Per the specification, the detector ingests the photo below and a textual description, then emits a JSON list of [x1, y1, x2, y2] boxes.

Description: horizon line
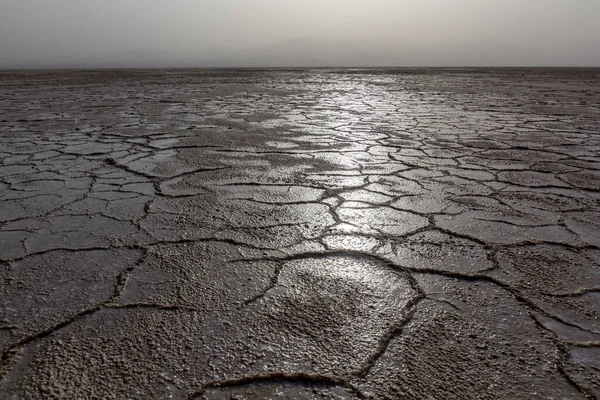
[[2, 65, 600, 72]]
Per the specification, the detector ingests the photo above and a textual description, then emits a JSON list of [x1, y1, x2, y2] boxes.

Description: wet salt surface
[[0, 68, 599, 399]]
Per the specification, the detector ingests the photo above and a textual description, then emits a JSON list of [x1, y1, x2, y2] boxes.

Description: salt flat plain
[[1, 68, 599, 399]]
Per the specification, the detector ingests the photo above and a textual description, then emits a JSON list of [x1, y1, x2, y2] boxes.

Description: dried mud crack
[[1, 68, 599, 399]]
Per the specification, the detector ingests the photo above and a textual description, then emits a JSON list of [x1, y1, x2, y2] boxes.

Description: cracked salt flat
[[0, 68, 599, 399]]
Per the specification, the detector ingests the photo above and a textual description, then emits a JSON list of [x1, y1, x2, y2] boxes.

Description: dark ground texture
[[1, 68, 599, 399]]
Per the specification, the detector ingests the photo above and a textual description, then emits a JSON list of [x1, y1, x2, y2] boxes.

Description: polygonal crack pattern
[[0, 69, 599, 399]]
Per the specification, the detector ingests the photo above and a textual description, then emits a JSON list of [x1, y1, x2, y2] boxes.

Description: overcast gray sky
[[1, 0, 599, 68]]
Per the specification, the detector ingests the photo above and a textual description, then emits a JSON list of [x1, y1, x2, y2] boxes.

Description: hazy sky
[[1, 0, 599, 68]]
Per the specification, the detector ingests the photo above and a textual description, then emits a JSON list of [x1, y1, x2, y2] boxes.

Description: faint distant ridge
[[208, 37, 414, 68], [202, 36, 579, 68], [2, 35, 598, 69]]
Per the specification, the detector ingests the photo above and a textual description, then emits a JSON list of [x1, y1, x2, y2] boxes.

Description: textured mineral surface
[[0, 68, 599, 399]]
